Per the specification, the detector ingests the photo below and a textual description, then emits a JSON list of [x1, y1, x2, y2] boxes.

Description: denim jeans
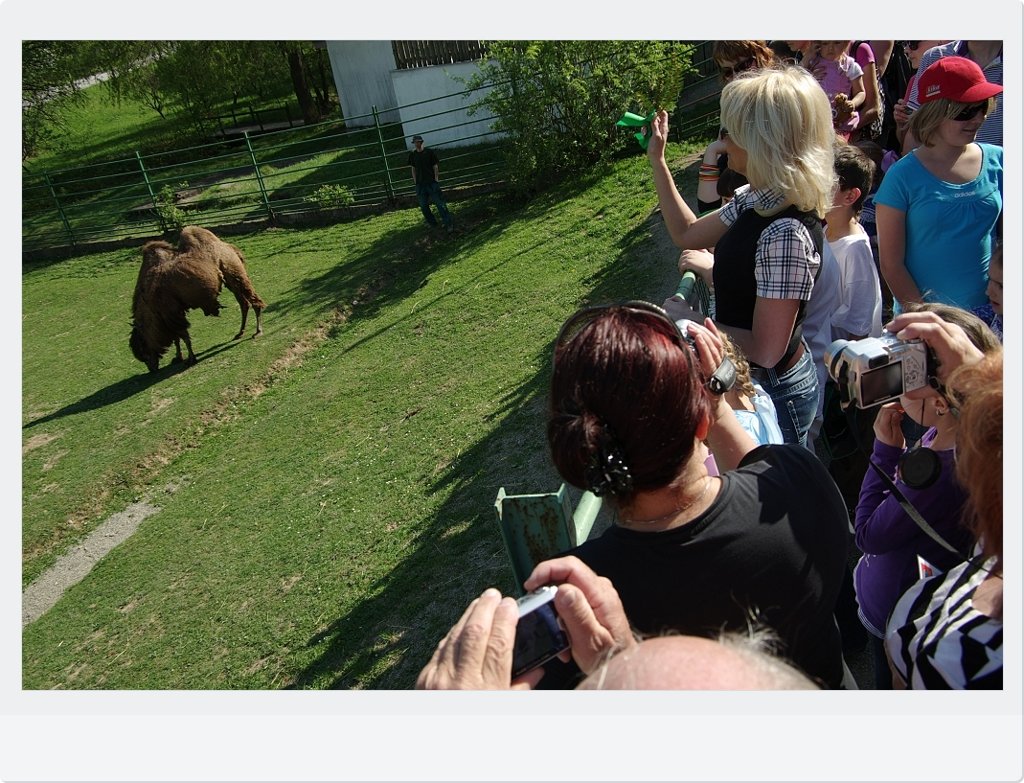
[[750, 343, 819, 449], [416, 181, 452, 228]]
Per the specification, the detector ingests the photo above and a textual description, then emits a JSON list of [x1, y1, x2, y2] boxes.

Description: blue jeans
[[750, 344, 819, 449], [416, 181, 452, 228]]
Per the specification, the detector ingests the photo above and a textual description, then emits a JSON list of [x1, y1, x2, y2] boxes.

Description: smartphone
[[511, 585, 571, 679]]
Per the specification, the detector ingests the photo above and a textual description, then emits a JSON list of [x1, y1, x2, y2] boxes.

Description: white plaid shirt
[[718, 185, 820, 302]]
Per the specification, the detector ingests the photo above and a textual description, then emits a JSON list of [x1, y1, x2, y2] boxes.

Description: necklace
[[620, 476, 715, 527]]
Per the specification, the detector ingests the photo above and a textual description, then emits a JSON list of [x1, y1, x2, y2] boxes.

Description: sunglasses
[[951, 102, 988, 122], [902, 41, 921, 51], [719, 57, 755, 80], [554, 301, 737, 394]]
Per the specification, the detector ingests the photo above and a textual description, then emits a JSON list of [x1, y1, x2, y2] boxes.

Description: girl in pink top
[[806, 41, 866, 140]]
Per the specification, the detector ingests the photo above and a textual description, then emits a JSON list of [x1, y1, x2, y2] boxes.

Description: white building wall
[[391, 61, 503, 149], [326, 41, 401, 126]]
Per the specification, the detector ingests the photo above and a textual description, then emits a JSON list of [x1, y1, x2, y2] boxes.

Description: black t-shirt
[[408, 148, 439, 184], [569, 444, 849, 688]]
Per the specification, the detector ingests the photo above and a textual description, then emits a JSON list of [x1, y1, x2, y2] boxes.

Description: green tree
[[99, 41, 335, 131], [466, 41, 695, 193], [21, 41, 93, 160], [22, 41, 338, 158]]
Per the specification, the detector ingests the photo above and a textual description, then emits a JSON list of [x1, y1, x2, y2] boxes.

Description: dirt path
[[22, 501, 161, 626]]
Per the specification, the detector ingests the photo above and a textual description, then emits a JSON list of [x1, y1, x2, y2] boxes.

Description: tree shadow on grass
[[285, 195, 684, 689], [269, 189, 543, 329]]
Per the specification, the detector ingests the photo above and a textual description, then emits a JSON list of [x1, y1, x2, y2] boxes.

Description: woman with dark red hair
[[547, 302, 851, 688]]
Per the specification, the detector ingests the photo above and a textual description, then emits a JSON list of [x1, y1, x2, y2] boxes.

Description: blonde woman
[[648, 65, 836, 447]]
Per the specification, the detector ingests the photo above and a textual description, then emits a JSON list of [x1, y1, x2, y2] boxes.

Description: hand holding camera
[[524, 556, 637, 676], [885, 312, 986, 389], [826, 332, 933, 409], [417, 557, 636, 690], [416, 587, 543, 690]]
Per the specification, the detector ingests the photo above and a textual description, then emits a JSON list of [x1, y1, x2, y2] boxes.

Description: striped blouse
[[885, 555, 1002, 689]]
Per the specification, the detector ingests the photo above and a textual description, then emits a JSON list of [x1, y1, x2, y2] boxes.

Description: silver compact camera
[[825, 332, 933, 409], [511, 585, 570, 678]]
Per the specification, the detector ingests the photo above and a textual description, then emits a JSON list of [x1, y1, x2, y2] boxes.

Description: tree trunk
[[287, 48, 319, 125]]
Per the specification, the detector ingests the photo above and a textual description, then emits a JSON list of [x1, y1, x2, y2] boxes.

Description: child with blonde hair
[[718, 330, 784, 446]]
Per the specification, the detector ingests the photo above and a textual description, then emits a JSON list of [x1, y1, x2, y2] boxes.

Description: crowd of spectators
[[419, 41, 1004, 692]]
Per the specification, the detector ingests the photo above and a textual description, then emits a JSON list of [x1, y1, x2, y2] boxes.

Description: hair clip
[[585, 439, 634, 497]]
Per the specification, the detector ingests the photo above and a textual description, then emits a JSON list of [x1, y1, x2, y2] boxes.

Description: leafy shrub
[[304, 183, 355, 210], [465, 41, 696, 193], [155, 182, 189, 230]]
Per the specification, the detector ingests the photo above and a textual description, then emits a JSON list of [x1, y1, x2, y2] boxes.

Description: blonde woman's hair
[[719, 65, 837, 217], [908, 96, 997, 147]]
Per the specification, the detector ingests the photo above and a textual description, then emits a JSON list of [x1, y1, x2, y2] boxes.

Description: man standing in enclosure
[[408, 134, 454, 232]]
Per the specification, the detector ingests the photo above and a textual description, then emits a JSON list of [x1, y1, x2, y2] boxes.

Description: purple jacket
[[853, 429, 973, 635]]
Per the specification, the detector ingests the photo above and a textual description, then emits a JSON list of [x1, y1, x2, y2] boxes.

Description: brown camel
[[129, 225, 266, 372]]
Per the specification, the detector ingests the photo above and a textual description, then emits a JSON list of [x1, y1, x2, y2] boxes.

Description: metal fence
[[22, 42, 724, 259], [22, 89, 510, 258]]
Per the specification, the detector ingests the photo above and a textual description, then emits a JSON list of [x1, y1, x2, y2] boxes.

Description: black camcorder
[[825, 332, 934, 409]]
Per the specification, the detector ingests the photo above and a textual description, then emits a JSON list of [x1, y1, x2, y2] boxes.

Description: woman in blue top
[[875, 57, 1003, 317]]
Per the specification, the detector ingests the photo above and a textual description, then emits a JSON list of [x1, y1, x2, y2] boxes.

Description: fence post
[[244, 131, 273, 220], [372, 105, 396, 204], [43, 171, 77, 248], [136, 150, 166, 234]]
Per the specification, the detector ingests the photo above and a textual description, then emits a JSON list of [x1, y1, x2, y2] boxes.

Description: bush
[[465, 41, 696, 193], [304, 183, 355, 210], [155, 182, 189, 230]]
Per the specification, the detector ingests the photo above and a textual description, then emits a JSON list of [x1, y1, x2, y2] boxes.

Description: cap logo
[[925, 84, 941, 97]]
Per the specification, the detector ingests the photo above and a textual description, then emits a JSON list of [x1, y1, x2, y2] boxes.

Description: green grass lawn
[[22, 145, 702, 689]]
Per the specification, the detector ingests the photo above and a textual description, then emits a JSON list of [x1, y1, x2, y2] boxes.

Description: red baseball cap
[[918, 56, 1003, 103]]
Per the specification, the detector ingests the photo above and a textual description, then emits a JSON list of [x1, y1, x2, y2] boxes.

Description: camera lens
[[824, 339, 852, 379]]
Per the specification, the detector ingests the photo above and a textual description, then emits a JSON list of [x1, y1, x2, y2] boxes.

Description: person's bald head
[[577, 633, 819, 690]]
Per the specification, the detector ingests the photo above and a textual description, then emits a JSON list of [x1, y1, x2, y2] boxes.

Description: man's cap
[[412, 135, 424, 142], [919, 56, 1003, 104]]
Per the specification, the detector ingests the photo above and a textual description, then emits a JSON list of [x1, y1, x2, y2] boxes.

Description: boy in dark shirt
[[408, 135, 453, 231]]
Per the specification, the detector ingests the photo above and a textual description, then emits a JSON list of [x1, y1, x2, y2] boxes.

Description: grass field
[[22, 144, 703, 689]]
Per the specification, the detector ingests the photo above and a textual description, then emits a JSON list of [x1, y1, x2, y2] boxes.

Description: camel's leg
[[182, 331, 198, 365], [221, 250, 265, 340], [233, 298, 249, 341], [253, 304, 263, 337]]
